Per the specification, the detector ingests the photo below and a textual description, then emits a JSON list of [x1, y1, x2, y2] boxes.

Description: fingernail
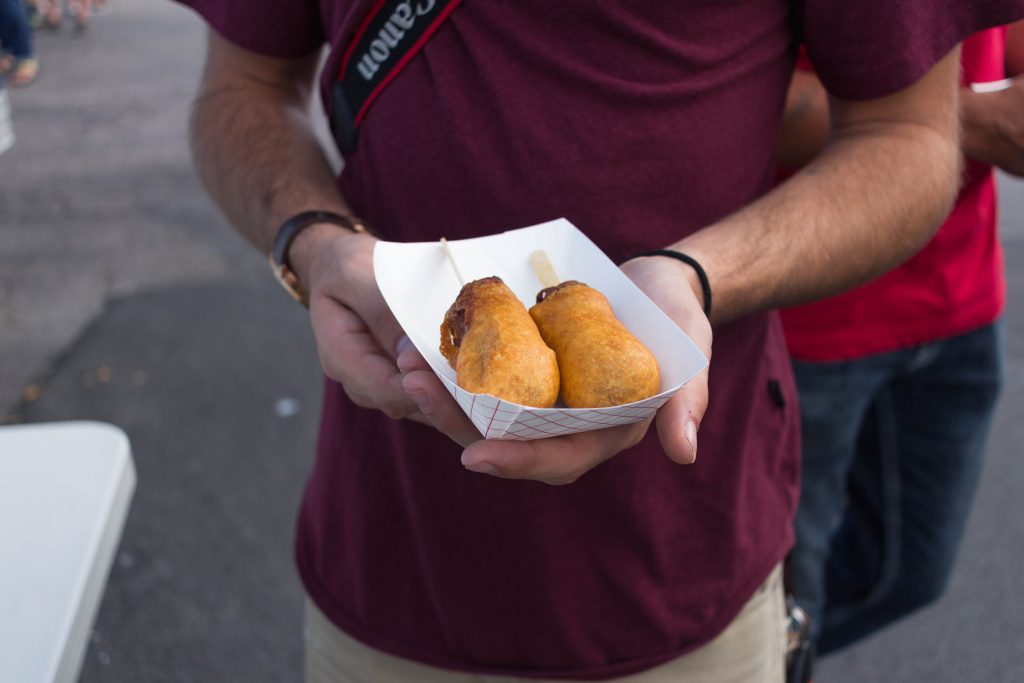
[[395, 335, 413, 358], [463, 459, 500, 476], [407, 387, 430, 414], [684, 420, 698, 462]]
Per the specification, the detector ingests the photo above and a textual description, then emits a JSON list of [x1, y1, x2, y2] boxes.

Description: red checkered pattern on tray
[[449, 382, 670, 440]]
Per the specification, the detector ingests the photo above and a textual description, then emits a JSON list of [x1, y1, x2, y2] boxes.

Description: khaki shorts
[[305, 564, 786, 683]]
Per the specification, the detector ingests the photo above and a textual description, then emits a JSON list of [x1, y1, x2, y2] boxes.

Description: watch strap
[[271, 210, 366, 270], [269, 210, 368, 307]]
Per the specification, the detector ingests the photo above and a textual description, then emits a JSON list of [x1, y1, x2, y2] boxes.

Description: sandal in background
[[11, 58, 40, 87]]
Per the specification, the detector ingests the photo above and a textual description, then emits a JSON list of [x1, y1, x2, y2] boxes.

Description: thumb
[[655, 366, 709, 464]]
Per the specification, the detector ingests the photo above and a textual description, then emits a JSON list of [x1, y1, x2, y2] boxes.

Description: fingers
[[461, 421, 650, 485], [364, 300, 414, 363], [311, 298, 420, 419], [397, 340, 487, 446], [397, 342, 652, 480], [395, 339, 428, 373], [401, 368, 483, 447], [311, 232, 411, 365]]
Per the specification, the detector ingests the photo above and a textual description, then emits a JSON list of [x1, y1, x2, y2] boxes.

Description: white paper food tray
[[374, 218, 708, 440]]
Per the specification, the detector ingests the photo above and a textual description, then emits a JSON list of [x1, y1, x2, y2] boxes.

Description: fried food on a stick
[[529, 281, 660, 408], [440, 277, 560, 407]]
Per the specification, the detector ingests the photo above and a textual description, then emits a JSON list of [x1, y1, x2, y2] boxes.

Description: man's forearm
[[679, 50, 962, 324], [677, 129, 959, 323], [188, 34, 350, 260], [190, 84, 348, 252]]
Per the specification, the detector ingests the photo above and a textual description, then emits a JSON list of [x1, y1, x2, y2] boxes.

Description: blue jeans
[[0, 0, 33, 60], [789, 322, 1003, 654]]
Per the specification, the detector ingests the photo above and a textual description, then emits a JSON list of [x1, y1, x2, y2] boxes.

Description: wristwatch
[[269, 210, 368, 307]]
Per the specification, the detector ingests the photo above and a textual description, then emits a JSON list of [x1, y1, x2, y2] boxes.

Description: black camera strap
[[331, 0, 463, 155]]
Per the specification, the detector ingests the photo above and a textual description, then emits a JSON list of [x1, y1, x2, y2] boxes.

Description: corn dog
[[529, 281, 660, 408], [440, 277, 560, 407]]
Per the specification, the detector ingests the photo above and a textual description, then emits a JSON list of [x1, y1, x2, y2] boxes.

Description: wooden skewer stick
[[529, 250, 561, 290], [440, 238, 465, 286]]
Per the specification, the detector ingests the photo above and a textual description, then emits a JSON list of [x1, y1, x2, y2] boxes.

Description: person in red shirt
[[179, 1, 1023, 681], [779, 24, 1024, 655]]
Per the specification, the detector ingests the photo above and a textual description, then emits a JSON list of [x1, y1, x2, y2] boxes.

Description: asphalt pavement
[[1, 2, 1023, 681]]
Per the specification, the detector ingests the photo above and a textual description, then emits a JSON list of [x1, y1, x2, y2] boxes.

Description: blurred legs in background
[[33, 0, 62, 29], [0, 0, 37, 85], [68, 0, 92, 29], [789, 323, 1003, 654]]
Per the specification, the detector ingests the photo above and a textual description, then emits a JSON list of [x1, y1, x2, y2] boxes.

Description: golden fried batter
[[440, 277, 559, 407], [529, 281, 660, 408]]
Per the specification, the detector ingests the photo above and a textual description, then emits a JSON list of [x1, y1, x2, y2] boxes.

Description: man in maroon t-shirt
[[179, 1, 1023, 681]]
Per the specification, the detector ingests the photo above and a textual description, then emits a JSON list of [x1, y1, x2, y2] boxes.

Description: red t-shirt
[[782, 29, 1008, 361], [178, 1, 1022, 678]]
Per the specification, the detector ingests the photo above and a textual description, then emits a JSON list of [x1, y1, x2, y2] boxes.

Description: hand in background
[[962, 76, 1024, 176]]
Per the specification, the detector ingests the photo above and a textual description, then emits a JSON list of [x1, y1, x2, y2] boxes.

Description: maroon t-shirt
[[179, 1, 1023, 678]]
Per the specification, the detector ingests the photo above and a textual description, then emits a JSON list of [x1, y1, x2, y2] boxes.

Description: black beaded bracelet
[[629, 249, 713, 318]]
